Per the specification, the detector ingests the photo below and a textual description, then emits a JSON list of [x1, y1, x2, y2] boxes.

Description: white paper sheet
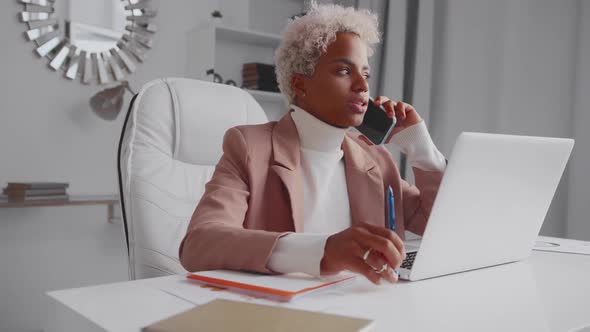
[[153, 276, 358, 312], [534, 236, 590, 255]]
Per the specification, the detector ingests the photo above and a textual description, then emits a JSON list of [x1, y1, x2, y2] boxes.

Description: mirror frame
[[18, 0, 157, 84]]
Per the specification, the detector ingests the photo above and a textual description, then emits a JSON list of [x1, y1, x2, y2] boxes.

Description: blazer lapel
[[342, 134, 386, 228], [270, 112, 304, 232], [270, 114, 385, 232]]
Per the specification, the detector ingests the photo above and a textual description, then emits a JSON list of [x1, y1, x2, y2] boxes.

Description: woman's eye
[[337, 68, 370, 79]]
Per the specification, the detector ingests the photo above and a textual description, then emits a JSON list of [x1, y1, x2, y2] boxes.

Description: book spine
[[5, 194, 69, 202], [6, 183, 69, 190], [242, 78, 279, 86], [242, 85, 280, 92], [242, 64, 276, 78], [242, 73, 278, 83], [242, 62, 275, 72], [242, 71, 277, 81], [3, 188, 68, 196]]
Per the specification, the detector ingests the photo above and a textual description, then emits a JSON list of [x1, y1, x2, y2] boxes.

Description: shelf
[[187, 24, 287, 119], [244, 89, 284, 103], [215, 25, 282, 47], [0, 195, 118, 207], [0, 195, 120, 223]]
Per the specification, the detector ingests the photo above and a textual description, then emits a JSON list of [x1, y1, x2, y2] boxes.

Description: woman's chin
[[331, 113, 364, 128], [334, 117, 363, 128], [349, 114, 365, 127]]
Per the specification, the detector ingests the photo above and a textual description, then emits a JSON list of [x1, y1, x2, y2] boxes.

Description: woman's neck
[[290, 104, 347, 152]]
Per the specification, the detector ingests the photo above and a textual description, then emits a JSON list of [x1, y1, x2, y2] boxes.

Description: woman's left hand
[[374, 96, 422, 136]]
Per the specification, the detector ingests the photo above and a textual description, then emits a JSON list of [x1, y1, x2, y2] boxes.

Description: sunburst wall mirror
[[18, 0, 157, 85]]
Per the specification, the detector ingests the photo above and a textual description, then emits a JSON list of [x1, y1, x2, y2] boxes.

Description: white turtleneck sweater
[[267, 105, 446, 276]]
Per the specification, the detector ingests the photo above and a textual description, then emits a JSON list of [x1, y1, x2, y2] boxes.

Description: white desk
[[45, 251, 590, 332]]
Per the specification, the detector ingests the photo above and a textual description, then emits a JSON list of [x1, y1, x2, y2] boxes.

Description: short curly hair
[[274, 2, 381, 105]]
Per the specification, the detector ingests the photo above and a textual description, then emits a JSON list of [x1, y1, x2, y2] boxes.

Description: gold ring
[[375, 264, 388, 274], [362, 248, 388, 274]]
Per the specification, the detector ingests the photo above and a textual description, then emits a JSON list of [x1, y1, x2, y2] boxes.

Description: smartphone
[[355, 97, 397, 145]]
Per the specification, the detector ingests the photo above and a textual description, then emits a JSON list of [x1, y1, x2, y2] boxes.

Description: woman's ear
[[291, 73, 307, 99]]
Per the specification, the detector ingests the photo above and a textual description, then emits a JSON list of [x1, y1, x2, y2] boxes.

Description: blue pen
[[387, 186, 400, 275], [387, 186, 396, 232]]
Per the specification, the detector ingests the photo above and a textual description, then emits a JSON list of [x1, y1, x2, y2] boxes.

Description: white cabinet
[[187, 24, 287, 121]]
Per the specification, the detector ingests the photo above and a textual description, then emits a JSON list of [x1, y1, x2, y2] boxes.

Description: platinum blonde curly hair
[[274, 2, 381, 105]]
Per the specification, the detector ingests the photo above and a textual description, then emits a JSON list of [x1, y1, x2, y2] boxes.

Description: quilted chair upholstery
[[117, 78, 269, 279]]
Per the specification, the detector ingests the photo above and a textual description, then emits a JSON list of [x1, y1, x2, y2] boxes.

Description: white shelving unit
[[215, 25, 282, 47], [245, 89, 284, 103], [187, 24, 287, 120]]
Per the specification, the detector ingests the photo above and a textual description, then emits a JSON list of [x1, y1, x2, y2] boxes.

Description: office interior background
[[0, 0, 588, 331]]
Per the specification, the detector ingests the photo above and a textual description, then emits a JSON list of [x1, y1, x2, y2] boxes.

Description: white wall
[[0, 1, 306, 331], [567, 0, 590, 240], [423, 0, 583, 238], [0, 207, 126, 332]]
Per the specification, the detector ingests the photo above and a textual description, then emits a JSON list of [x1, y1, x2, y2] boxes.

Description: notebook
[[142, 299, 375, 332], [186, 270, 355, 302]]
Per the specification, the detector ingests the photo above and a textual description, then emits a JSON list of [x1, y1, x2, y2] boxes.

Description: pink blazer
[[179, 112, 444, 274]]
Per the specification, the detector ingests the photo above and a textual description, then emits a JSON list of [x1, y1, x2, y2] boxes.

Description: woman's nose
[[353, 72, 369, 93]]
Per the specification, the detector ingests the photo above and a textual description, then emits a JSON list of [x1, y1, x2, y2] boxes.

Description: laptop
[[399, 132, 574, 281]]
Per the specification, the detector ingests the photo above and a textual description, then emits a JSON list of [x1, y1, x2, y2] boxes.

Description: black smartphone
[[355, 97, 397, 145]]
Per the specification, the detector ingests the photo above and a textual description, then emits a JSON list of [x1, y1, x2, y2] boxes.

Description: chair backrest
[[117, 78, 269, 279]]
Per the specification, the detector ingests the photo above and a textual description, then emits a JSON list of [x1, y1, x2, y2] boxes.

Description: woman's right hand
[[320, 222, 406, 284]]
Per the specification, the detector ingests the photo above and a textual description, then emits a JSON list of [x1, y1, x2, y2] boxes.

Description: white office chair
[[117, 78, 269, 280]]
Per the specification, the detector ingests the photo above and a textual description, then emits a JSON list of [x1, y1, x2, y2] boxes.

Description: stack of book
[[242, 62, 280, 92], [1, 182, 69, 202]]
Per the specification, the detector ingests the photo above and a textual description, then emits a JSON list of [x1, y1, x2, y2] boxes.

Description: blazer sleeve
[[179, 127, 285, 274], [401, 167, 445, 235]]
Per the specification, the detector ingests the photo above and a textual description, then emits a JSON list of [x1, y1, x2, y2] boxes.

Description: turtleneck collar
[[289, 104, 347, 153]]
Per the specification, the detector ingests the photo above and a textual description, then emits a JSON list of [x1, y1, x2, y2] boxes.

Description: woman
[[179, 3, 446, 285]]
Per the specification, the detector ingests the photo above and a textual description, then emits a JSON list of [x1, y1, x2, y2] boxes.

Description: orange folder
[[186, 270, 356, 302]]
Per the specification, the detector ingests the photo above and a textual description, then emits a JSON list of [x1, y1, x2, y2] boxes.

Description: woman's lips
[[348, 101, 367, 114]]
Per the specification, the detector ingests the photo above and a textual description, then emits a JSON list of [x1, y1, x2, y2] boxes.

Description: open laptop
[[399, 132, 574, 281]]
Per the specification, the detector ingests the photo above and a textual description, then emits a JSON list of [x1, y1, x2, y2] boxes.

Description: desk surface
[[46, 251, 590, 332]]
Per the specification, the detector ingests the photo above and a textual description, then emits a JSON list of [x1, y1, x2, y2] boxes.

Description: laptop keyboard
[[400, 252, 417, 270]]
